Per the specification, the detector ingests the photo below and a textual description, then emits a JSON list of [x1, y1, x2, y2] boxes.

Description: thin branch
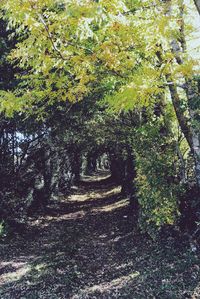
[[38, 13, 93, 57], [37, 13, 68, 61]]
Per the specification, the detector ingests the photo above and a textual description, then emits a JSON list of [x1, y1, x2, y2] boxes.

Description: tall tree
[[193, 0, 200, 15]]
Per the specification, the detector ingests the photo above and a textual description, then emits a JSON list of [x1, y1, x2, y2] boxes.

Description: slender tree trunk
[[121, 148, 137, 202], [72, 152, 81, 184], [156, 50, 193, 149], [161, 0, 200, 186], [186, 80, 200, 186], [166, 75, 193, 149], [171, 1, 200, 186], [85, 152, 97, 175], [109, 152, 124, 184], [193, 0, 200, 15]]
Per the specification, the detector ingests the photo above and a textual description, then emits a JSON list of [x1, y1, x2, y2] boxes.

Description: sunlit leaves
[[0, 90, 23, 116], [106, 63, 164, 110], [0, 0, 198, 116]]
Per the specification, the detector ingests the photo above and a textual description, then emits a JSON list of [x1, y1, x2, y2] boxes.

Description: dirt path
[[0, 174, 200, 299]]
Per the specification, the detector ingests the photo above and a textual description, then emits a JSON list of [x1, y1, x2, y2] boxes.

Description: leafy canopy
[[0, 0, 197, 116]]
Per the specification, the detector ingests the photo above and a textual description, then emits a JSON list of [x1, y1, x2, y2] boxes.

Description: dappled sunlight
[[110, 232, 135, 244], [72, 271, 140, 298], [68, 185, 121, 203], [55, 210, 86, 222], [114, 261, 134, 271], [91, 198, 129, 214], [191, 284, 200, 299], [1, 175, 200, 299], [192, 283, 200, 298], [81, 173, 111, 183], [28, 185, 122, 228], [0, 261, 31, 285], [29, 210, 87, 228]]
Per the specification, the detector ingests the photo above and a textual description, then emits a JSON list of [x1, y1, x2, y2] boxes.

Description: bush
[[134, 120, 183, 236]]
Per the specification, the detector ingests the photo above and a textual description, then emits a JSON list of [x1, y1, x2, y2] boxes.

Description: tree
[[193, 0, 200, 15]]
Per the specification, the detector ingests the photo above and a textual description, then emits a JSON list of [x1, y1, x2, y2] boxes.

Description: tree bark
[[165, 75, 193, 149], [72, 152, 81, 184], [186, 80, 200, 186], [161, 0, 200, 186], [121, 148, 137, 206], [193, 0, 200, 16], [85, 152, 97, 175], [170, 1, 200, 187]]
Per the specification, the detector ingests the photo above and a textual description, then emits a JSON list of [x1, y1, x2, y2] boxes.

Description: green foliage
[[0, 0, 197, 116], [134, 115, 183, 235]]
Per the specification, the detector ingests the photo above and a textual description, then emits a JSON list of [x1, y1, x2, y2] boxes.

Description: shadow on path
[[0, 173, 200, 298]]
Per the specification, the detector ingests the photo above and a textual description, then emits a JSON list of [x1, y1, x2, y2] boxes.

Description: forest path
[[0, 172, 200, 299]]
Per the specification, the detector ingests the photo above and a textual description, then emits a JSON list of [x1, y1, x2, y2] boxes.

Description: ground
[[0, 173, 200, 299]]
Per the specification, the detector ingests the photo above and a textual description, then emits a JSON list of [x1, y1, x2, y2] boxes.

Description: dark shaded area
[[179, 184, 200, 232]]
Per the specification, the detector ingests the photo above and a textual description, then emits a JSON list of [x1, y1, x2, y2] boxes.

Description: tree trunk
[[193, 0, 200, 15], [169, 1, 200, 187], [165, 75, 193, 149], [159, 0, 200, 186], [121, 148, 138, 208], [186, 80, 200, 186], [109, 153, 124, 184], [85, 152, 97, 175], [72, 152, 81, 184]]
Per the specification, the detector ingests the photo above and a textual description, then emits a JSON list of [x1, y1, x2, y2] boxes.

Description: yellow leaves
[[41, 55, 53, 75], [72, 55, 96, 82], [156, 16, 171, 37], [105, 61, 164, 111], [99, 41, 120, 69], [130, 64, 162, 98], [99, 0, 128, 14], [97, 32, 136, 74], [66, 83, 89, 103], [80, 74, 95, 85], [71, 55, 84, 64], [2, 0, 199, 117], [106, 20, 134, 48], [0, 91, 23, 117], [112, 22, 121, 31], [174, 59, 199, 78], [24, 15, 41, 30], [99, 49, 116, 69]]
